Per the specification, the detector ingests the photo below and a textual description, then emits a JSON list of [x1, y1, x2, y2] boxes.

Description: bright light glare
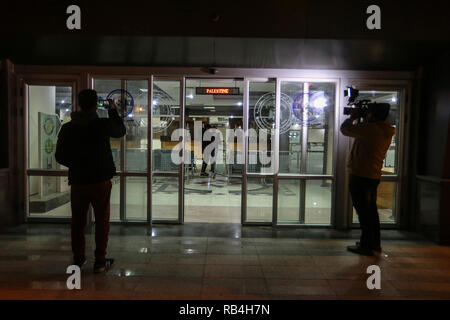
[[236, 101, 243, 106], [391, 97, 397, 103], [152, 100, 157, 105], [313, 97, 327, 109]]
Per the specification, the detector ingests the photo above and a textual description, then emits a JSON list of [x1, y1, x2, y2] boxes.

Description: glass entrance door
[[26, 82, 75, 219], [184, 79, 244, 223]]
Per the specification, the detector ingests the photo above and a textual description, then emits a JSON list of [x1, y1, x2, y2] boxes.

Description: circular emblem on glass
[[254, 92, 293, 134], [292, 91, 327, 125], [106, 89, 134, 117], [43, 118, 55, 135], [152, 90, 175, 133]]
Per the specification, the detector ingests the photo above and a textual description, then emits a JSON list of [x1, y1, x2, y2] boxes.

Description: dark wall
[[2, 0, 450, 41], [0, 60, 20, 227], [415, 47, 450, 243], [419, 50, 450, 177]]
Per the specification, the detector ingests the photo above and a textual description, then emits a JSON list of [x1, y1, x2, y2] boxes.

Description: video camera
[[343, 87, 390, 118], [97, 98, 110, 108]]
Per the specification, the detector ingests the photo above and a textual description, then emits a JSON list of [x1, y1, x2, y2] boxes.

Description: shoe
[[73, 258, 87, 268], [200, 172, 208, 177], [347, 245, 374, 256], [94, 258, 115, 274], [356, 241, 382, 253]]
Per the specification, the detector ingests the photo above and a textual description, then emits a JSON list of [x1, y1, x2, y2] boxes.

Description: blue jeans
[[349, 174, 381, 250]]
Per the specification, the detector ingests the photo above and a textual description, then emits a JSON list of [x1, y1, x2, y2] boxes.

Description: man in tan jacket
[[340, 104, 395, 256]]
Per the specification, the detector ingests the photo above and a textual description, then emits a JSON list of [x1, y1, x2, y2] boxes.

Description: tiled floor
[[0, 223, 449, 300]]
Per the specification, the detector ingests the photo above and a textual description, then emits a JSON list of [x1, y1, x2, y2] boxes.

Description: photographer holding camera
[[55, 89, 126, 273], [340, 90, 395, 256]]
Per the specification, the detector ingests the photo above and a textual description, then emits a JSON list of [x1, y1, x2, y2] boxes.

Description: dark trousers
[[70, 180, 112, 263], [349, 174, 381, 250], [201, 149, 216, 173], [201, 161, 216, 173]]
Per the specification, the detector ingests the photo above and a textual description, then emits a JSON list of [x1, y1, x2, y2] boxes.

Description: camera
[[343, 86, 389, 117], [97, 98, 110, 108]]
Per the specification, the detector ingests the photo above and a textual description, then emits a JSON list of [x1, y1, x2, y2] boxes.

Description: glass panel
[[93, 79, 122, 170], [110, 176, 121, 221], [352, 181, 397, 224], [184, 79, 243, 223], [125, 177, 147, 220], [358, 90, 399, 175], [246, 177, 273, 223], [152, 80, 181, 172], [279, 81, 335, 174], [248, 81, 276, 174], [28, 176, 71, 217], [125, 80, 149, 172], [305, 180, 332, 224], [277, 179, 332, 225], [28, 85, 72, 170], [152, 176, 178, 221]]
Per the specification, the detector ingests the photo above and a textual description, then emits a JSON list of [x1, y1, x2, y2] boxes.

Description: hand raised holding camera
[[107, 99, 117, 110]]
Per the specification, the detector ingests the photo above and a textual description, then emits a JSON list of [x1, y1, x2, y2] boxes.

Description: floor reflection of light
[[139, 247, 148, 253]]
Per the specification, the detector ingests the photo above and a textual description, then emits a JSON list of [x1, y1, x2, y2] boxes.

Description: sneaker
[[93, 258, 115, 274], [347, 245, 374, 256], [73, 258, 87, 268]]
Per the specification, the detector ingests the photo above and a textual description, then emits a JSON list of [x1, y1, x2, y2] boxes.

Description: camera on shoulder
[[343, 86, 390, 118]]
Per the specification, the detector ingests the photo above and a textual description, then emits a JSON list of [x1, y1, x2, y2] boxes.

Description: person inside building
[[340, 103, 395, 256], [55, 89, 126, 273], [200, 122, 216, 177]]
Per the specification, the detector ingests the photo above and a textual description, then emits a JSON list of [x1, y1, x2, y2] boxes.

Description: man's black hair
[[78, 89, 98, 111], [370, 103, 390, 121]]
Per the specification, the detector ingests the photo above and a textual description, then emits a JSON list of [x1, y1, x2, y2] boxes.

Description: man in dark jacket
[[55, 89, 126, 273]]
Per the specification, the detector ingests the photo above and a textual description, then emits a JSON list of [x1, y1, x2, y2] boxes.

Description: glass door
[[274, 79, 337, 226], [26, 81, 75, 219], [93, 78, 150, 222], [184, 78, 244, 223], [151, 78, 183, 223]]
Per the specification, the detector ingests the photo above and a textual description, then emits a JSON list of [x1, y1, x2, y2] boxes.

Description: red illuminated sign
[[196, 87, 240, 95]]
